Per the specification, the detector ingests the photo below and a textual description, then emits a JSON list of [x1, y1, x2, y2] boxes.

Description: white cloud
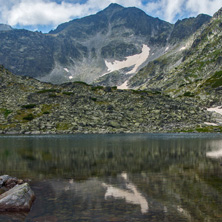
[[186, 0, 222, 16], [144, 0, 221, 22], [144, 0, 185, 22], [0, 0, 139, 26], [2, 0, 86, 26], [0, 0, 221, 30]]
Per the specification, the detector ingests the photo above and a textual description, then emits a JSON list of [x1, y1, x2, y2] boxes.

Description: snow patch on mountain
[[207, 106, 222, 115], [105, 45, 150, 74], [118, 80, 129, 89], [204, 122, 218, 126], [179, 46, 186, 51], [165, 46, 169, 52]]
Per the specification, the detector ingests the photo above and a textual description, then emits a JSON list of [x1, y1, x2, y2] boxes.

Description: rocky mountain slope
[[0, 24, 12, 31], [0, 4, 210, 86], [129, 7, 222, 99], [1, 65, 220, 134]]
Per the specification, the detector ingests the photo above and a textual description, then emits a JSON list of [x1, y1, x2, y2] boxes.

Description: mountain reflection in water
[[206, 140, 222, 158], [0, 134, 222, 221], [103, 173, 149, 214]]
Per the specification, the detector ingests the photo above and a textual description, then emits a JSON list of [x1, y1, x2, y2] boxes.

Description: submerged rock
[[0, 183, 35, 212]]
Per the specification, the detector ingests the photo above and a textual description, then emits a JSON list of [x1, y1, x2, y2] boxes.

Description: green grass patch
[[95, 101, 109, 105], [183, 92, 195, 97], [48, 94, 58, 98], [200, 175, 222, 193], [37, 89, 59, 94], [91, 86, 104, 91], [56, 122, 71, 131], [210, 71, 222, 88], [74, 81, 90, 86], [15, 109, 35, 122], [0, 123, 17, 130], [41, 104, 54, 115], [195, 126, 222, 133], [0, 108, 12, 118], [23, 114, 35, 121], [22, 104, 36, 109], [177, 125, 222, 133], [90, 97, 97, 102], [131, 89, 161, 95], [201, 70, 222, 89], [62, 92, 74, 95], [0, 124, 8, 130]]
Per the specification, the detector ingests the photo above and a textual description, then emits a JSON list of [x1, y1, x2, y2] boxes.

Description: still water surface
[[0, 133, 222, 221]]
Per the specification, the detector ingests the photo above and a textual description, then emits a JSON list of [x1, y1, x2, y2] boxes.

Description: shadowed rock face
[[0, 183, 35, 212], [0, 4, 210, 85]]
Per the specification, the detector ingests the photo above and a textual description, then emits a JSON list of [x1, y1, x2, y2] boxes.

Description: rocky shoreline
[[1, 66, 222, 134]]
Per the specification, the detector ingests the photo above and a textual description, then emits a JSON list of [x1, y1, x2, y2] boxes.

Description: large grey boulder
[[0, 183, 35, 212]]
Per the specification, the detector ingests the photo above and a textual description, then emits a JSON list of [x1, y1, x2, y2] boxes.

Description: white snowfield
[[179, 46, 186, 51], [105, 44, 150, 74], [204, 122, 218, 126], [64, 68, 69, 73], [118, 80, 129, 90], [206, 106, 222, 125], [64, 67, 73, 79], [207, 106, 222, 115]]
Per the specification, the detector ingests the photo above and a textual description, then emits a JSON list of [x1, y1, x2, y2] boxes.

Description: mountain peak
[[213, 7, 222, 19], [98, 3, 124, 18], [106, 3, 124, 10]]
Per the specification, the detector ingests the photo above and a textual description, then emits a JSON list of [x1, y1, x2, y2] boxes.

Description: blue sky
[[0, 0, 221, 33]]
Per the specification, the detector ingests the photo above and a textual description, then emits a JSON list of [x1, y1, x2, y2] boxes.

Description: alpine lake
[[0, 133, 222, 221]]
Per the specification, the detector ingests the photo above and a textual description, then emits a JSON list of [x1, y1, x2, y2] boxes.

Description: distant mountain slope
[[168, 14, 211, 44], [0, 4, 210, 85], [95, 13, 211, 88], [129, 7, 222, 99], [0, 30, 55, 78], [41, 3, 174, 84]]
